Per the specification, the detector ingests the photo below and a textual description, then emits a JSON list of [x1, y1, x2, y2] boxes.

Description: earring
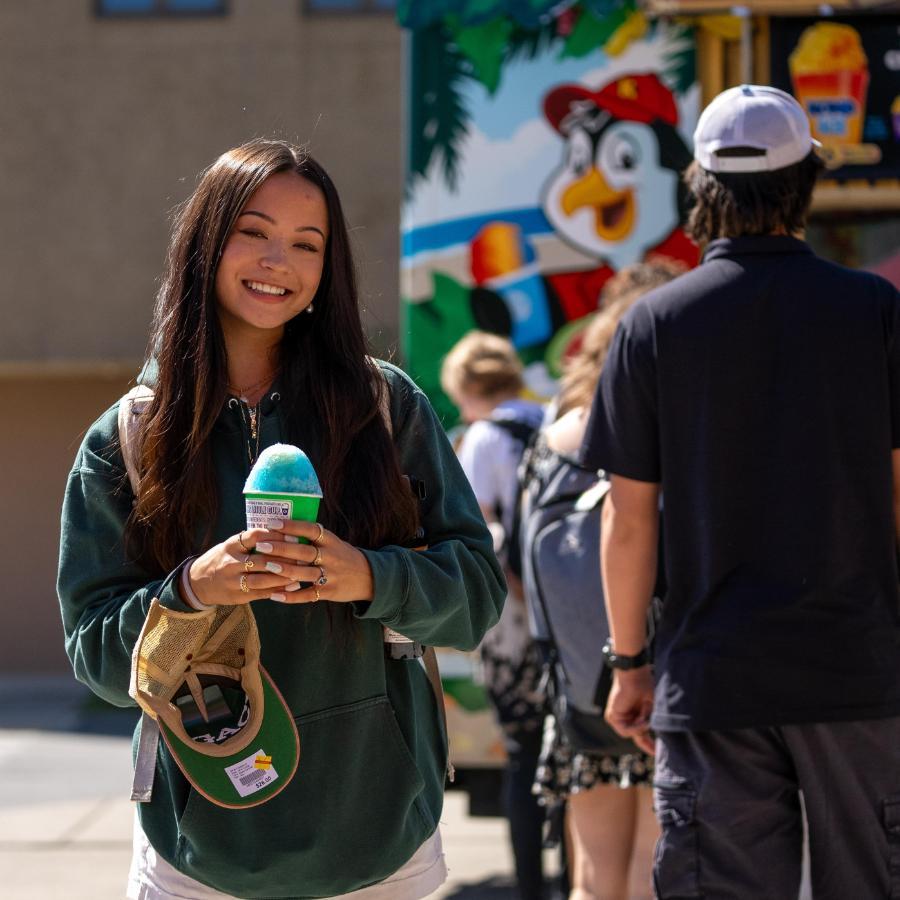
[[305, 303, 314, 314]]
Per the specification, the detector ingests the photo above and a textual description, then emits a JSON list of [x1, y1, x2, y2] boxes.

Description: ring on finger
[[317, 566, 328, 586], [244, 554, 255, 572], [313, 522, 325, 547], [238, 531, 251, 553], [240, 574, 250, 594], [311, 546, 322, 567], [314, 586, 321, 602]]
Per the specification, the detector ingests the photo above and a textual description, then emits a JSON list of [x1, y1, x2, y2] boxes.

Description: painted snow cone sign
[[243, 443, 322, 534]]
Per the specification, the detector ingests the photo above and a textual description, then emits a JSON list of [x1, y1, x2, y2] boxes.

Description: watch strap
[[602, 640, 649, 670]]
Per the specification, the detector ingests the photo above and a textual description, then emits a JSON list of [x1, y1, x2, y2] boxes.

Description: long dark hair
[[127, 140, 418, 572]]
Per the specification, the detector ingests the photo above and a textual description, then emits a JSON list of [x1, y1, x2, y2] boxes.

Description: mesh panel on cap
[[209, 606, 255, 669], [136, 612, 214, 702]]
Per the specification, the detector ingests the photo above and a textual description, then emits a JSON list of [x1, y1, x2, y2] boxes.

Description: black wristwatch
[[602, 639, 649, 670]]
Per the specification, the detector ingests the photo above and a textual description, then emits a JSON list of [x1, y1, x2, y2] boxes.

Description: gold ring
[[244, 554, 255, 572], [313, 522, 325, 547], [238, 532, 251, 553], [314, 586, 320, 602], [317, 566, 328, 586], [312, 547, 322, 567], [240, 574, 250, 594]]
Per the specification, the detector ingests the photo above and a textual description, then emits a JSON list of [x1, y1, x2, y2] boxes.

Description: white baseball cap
[[693, 84, 820, 174]]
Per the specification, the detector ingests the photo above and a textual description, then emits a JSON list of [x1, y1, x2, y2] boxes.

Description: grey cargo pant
[[652, 717, 900, 899]]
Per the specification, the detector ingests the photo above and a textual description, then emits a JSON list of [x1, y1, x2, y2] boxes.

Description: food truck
[[399, 0, 900, 809]]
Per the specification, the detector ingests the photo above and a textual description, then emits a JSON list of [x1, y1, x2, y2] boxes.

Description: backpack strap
[[117, 384, 154, 496], [489, 416, 538, 446], [116, 384, 162, 803]]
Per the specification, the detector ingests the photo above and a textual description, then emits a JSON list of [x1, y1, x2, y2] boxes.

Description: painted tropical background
[[399, 0, 699, 422]]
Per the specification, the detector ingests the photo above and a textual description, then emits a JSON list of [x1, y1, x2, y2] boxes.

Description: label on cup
[[246, 499, 293, 529]]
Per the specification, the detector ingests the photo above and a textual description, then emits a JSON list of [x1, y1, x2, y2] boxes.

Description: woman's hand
[[252, 519, 374, 604], [187, 528, 295, 607]]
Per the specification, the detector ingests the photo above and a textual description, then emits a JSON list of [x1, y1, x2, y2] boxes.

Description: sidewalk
[[0, 677, 815, 899], [0, 677, 554, 900]]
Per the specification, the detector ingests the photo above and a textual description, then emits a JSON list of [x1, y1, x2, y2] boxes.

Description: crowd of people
[[443, 85, 900, 900], [56, 84, 900, 900], [440, 262, 682, 900]]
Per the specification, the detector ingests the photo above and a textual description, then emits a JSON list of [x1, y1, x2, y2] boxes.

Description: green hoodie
[[57, 361, 505, 899]]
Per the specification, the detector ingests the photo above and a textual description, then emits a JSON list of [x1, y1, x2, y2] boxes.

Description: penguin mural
[[467, 73, 699, 362], [541, 73, 698, 322]]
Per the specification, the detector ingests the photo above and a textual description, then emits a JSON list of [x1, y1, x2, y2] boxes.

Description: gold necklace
[[237, 398, 262, 466], [227, 369, 280, 400], [228, 370, 279, 467]]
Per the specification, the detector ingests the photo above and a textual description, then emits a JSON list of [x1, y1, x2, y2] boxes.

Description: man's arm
[[601, 473, 660, 755]]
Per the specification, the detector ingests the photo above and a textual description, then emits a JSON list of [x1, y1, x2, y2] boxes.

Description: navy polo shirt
[[582, 235, 900, 732]]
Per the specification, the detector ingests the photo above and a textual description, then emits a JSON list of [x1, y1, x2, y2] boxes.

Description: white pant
[[126, 812, 447, 900]]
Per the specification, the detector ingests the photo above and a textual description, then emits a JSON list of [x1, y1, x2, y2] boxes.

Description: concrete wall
[[1, 372, 133, 673], [0, 0, 403, 364], [1, 1, 403, 673]]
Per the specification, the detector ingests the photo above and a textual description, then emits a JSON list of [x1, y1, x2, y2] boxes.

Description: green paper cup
[[244, 491, 321, 540]]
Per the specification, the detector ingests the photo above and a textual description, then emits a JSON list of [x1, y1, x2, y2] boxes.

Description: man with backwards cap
[[580, 85, 900, 897]]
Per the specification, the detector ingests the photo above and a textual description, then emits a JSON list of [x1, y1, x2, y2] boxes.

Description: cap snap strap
[[183, 670, 209, 723], [200, 607, 248, 657], [131, 712, 160, 803]]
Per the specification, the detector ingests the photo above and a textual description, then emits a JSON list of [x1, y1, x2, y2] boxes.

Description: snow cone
[[243, 444, 322, 535]]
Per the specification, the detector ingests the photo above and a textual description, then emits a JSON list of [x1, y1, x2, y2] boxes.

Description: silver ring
[[317, 566, 328, 586]]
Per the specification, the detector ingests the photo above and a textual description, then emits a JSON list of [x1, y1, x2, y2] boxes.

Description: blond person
[[441, 332, 547, 900]]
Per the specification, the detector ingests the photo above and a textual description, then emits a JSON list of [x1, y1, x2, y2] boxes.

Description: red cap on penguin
[[544, 73, 678, 133]]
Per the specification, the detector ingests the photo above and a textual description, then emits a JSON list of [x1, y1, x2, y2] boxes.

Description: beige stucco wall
[[0, 0, 403, 364], [1, 373, 132, 673], [1, 1, 403, 673]]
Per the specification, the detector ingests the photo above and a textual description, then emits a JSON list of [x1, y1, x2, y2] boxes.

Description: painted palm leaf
[[407, 24, 472, 194]]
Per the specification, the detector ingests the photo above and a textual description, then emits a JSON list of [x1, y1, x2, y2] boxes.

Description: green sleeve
[[56, 403, 196, 708], [355, 364, 506, 650]]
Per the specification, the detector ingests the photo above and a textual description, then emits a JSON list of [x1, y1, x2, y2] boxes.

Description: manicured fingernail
[[284, 535, 300, 544], [266, 519, 285, 529], [285, 582, 301, 592], [256, 542, 274, 554], [270, 593, 287, 602], [265, 561, 283, 574]]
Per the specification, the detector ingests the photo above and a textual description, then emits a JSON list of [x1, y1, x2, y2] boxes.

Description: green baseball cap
[[130, 598, 299, 809]]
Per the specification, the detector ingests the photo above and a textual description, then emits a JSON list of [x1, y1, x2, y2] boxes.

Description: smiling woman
[[215, 172, 329, 338], [56, 139, 505, 900]]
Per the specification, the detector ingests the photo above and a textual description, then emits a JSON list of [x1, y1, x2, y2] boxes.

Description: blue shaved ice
[[243, 444, 322, 496]]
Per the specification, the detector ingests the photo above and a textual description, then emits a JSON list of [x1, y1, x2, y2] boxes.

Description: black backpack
[[518, 434, 659, 756]]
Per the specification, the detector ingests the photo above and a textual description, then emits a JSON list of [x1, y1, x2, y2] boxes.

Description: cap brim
[[159, 665, 300, 809]]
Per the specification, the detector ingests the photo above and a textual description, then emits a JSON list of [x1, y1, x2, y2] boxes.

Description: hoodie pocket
[[175, 695, 431, 900]]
